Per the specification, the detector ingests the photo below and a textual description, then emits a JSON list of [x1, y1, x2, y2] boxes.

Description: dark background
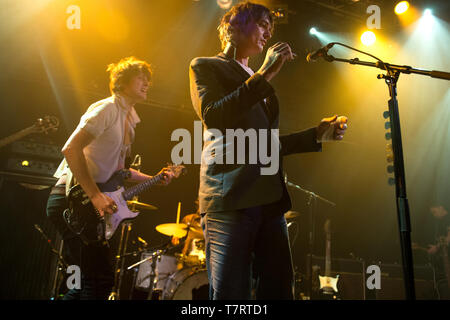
[[0, 0, 449, 299]]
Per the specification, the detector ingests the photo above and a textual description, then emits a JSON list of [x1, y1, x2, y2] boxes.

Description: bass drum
[[161, 267, 209, 300]]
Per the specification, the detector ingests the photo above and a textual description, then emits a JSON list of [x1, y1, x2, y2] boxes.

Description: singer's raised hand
[[257, 42, 296, 82]]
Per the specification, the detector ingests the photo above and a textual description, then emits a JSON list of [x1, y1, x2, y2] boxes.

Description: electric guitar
[[0, 116, 59, 148], [318, 219, 340, 298], [64, 164, 186, 244]]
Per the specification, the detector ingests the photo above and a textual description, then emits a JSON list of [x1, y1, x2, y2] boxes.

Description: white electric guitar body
[[319, 219, 340, 298]]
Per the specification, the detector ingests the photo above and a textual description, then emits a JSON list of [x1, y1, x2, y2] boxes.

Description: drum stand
[[126, 246, 170, 300]]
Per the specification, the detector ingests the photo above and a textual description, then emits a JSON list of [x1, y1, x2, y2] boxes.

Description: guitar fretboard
[[122, 174, 163, 200]]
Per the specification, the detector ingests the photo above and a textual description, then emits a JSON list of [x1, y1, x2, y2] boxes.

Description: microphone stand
[[318, 43, 450, 299], [286, 180, 336, 299]]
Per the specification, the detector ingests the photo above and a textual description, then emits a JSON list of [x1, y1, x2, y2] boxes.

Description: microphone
[[306, 43, 335, 62]]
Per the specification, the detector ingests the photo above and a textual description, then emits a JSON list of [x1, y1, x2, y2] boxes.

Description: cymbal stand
[[108, 221, 133, 300], [34, 224, 68, 300]]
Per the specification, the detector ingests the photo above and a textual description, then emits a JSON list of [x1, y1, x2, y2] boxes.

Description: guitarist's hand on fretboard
[[157, 166, 176, 186]]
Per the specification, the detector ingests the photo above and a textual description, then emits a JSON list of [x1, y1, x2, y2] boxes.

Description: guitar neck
[[122, 174, 163, 200], [325, 238, 331, 277], [0, 126, 36, 148]]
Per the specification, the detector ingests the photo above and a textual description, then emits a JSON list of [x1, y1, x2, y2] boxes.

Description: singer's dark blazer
[[189, 52, 322, 213]]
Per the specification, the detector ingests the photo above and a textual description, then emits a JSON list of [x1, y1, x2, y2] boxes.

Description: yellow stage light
[[361, 31, 376, 46], [395, 1, 410, 15]]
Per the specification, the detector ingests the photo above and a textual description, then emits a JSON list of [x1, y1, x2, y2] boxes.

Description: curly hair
[[218, 1, 274, 50], [106, 56, 152, 94]]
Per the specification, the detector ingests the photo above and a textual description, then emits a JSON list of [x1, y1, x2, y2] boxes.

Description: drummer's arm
[[171, 215, 189, 246]]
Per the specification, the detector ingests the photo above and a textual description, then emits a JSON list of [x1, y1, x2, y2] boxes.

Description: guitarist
[[46, 57, 174, 300]]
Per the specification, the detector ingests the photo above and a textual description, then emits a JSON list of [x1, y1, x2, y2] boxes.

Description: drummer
[[171, 206, 204, 266]]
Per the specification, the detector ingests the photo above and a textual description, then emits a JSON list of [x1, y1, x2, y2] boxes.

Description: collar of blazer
[[217, 52, 255, 82]]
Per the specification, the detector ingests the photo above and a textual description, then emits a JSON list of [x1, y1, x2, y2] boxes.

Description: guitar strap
[[65, 165, 76, 197]]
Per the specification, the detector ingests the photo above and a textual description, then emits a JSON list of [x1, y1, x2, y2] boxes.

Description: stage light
[[309, 27, 318, 35], [361, 31, 376, 46], [395, 1, 409, 15], [420, 8, 435, 32]]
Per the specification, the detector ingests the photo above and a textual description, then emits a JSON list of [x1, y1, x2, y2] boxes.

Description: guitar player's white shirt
[[54, 94, 140, 183]]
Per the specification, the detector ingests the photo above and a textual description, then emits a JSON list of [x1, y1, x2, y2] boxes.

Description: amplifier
[[6, 157, 60, 176], [312, 255, 366, 300], [375, 264, 436, 300], [9, 140, 62, 160]]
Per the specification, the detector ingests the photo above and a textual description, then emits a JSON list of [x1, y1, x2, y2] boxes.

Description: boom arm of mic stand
[[286, 181, 336, 207], [324, 55, 450, 81]]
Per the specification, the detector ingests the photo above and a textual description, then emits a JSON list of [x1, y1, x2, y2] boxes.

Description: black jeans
[[46, 193, 114, 300], [201, 201, 294, 300]]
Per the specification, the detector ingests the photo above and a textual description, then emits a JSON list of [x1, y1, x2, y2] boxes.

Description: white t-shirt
[[54, 94, 140, 183]]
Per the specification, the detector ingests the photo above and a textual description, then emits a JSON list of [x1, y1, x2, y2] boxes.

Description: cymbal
[[285, 211, 301, 220], [127, 200, 158, 211], [156, 223, 188, 238]]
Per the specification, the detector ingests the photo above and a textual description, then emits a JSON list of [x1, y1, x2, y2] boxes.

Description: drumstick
[[176, 202, 181, 224]]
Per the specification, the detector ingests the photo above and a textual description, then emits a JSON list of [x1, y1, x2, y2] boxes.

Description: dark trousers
[[201, 202, 294, 300], [46, 193, 114, 300]]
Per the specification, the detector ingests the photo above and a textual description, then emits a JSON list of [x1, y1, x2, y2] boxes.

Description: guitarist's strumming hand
[[90, 192, 118, 217]]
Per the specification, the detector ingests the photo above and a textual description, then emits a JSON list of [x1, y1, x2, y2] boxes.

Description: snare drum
[[135, 252, 179, 291], [161, 267, 209, 300]]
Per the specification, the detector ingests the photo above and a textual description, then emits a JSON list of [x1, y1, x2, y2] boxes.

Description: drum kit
[[108, 198, 209, 300]]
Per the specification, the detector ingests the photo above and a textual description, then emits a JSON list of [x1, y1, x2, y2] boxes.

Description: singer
[[189, 1, 348, 300]]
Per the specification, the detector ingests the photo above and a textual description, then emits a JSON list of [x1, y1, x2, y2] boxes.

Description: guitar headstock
[[32, 116, 59, 134], [166, 164, 187, 178]]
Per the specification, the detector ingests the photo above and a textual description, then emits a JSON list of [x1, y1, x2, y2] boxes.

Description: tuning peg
[[387, 165, 394, 173], [383, 111, 390, 119], [388, 177, 395, 185], [385, 121, 391, 130]]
